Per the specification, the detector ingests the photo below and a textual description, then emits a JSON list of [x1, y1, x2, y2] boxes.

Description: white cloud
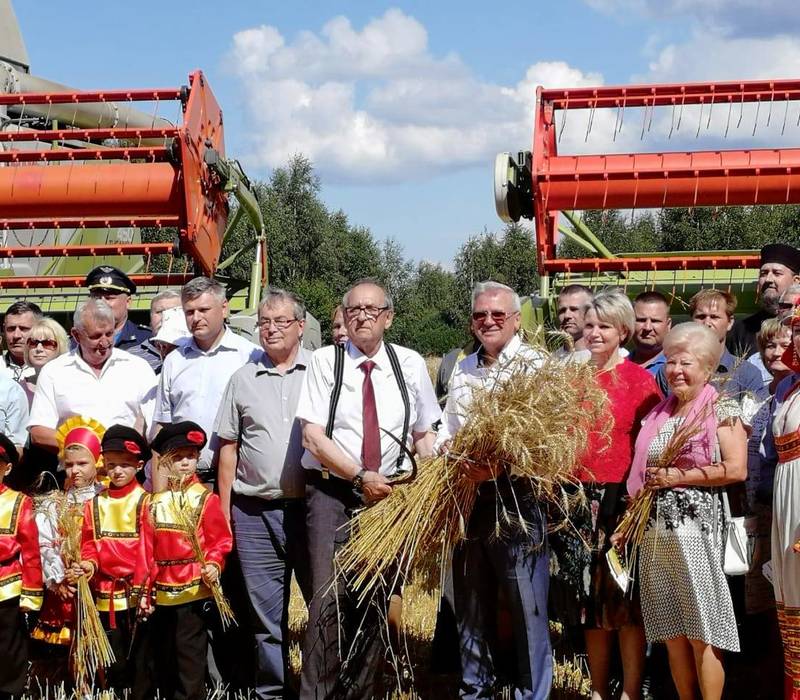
[[585, 0, 800, 36], [226, 10, 605, 184]]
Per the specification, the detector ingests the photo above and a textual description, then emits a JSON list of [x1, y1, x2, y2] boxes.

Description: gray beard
[[761, 295, 780, 315]]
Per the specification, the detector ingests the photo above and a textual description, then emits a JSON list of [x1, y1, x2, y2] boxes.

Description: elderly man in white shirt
[[296, 278, 440, 700], [155, 276, 261, 484], [28, 299, 157, 452], [435, 281, 552, 700]]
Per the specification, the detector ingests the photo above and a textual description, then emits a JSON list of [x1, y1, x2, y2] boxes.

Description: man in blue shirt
[[656, 289, 766, 402], [630, 291, 672, 377]]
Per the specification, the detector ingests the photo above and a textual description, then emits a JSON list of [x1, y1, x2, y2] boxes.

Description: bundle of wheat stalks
[[168, 482, 236, 630], [54, 495, 115, 690], [612, 401, 708, 573], [336, 349, 609, 601]]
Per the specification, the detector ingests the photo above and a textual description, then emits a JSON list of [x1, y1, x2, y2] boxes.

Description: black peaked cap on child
[[150, 421, 207, 454], [102, 425, 152, 463]]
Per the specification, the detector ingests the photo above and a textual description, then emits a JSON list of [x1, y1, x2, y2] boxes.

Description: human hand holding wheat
[[645, 466, 677, 490]]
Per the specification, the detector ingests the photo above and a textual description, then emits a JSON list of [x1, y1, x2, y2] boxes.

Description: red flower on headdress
[[0, 447, 7, 458], [124, 440, 141, 455], [187, 430, 204, 445]]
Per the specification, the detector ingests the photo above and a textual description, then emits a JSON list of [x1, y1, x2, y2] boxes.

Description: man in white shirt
[[435, 281, 552, 700], [28, 299, 157, 451], [296, 278, 440, 699], [155, 276, 261, 484]]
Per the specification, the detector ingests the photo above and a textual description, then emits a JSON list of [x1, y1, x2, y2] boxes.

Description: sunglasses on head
[[26, 338, 58, 350]]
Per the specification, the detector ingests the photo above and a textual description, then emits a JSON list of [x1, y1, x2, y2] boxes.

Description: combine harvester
[[0, 1, 320, 344], [494, 78, 800, 324]]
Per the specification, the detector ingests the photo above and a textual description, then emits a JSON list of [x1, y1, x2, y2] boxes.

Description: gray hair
[[342, 278, 394, 312], [73, 298, 114, 331], [151, 289, 182, 308], [584, 288, 635, 342], [259, 286, 306, 320], [471, 281, 521, 312], [780, 284, 800, 302], [663, 322, 720, 375], [181, 277, 226, 304]]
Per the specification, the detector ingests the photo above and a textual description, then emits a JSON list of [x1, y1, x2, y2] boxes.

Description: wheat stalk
[[613, 399, 711, 574], [337, 350, 609, 602], [55, 496, 115, 691], [168, 485, 236, 630]]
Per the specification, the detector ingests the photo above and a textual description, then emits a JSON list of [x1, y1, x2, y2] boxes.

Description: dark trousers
[[0, 597, 27, 698], [453, 485, 552, 700], [98, 609, 152, 700], [232, 494, 311, 699], [300, 472, 389, 700], [152, 601, 209, 700]]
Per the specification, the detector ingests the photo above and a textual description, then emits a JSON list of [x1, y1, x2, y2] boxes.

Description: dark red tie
[[360, 360, 381, 471]]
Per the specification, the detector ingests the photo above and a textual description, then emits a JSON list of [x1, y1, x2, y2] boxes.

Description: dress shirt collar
[[66, 347, 126, 377], [256, 346, 310, 376], [184, 327, 241, 357], [346, 339, 389, 370], [476, 334, 522, 368]]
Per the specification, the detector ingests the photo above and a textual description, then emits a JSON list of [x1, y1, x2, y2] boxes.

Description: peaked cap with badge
[[85, 265, 137, 295]]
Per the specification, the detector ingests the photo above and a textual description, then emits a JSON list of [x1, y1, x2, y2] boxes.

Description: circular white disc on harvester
[[494, 152, 517, 223]]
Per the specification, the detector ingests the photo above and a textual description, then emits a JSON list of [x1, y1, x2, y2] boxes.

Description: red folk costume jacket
[[140, 476, 232, 606], [80, 480, 149, 623], [0, 483, 43, 610]]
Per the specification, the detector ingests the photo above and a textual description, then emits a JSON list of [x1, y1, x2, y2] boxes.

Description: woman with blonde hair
[[550, 288, 661, 700], [624, 322, 747, 700], [21, 317, 68, 407], [15, 317, 69, 490]]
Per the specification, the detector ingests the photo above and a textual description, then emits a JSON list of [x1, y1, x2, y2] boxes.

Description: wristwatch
[[352, 468, 367, 493]]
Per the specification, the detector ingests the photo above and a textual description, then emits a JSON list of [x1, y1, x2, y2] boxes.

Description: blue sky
[[11, 1, 800, 266]]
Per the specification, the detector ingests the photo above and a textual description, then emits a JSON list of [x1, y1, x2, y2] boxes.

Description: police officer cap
[[760, 244, 800, 274], [150, 421, 207, 455], [0, 433, 19, 468], [85, 265, 136, 295], [101, 425, 151, 463]]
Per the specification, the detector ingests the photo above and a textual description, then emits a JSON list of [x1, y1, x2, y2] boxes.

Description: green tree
[[453, 223, 539, 315]]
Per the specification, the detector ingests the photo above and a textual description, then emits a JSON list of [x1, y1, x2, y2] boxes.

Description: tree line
[[145, 155, 800, 355]]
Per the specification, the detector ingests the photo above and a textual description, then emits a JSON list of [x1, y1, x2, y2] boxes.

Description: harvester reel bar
[[525, 78, 800, 276], [0, 71, 227, 281]]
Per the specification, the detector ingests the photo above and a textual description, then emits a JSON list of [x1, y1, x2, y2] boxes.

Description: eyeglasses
[[471, 310, 518, 324], [26, 338, 58, 350], [344, 305, 389, 320], [257, 317, 298, 330]]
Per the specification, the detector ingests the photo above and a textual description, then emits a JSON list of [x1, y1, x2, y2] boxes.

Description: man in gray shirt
[[215, 287, 311, 699]]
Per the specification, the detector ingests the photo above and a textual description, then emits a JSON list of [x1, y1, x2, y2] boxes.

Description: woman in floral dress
[[625, 322, 747, 700]]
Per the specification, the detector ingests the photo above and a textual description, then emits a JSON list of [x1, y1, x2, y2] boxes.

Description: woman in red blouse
[[550, 288, 661, 700]]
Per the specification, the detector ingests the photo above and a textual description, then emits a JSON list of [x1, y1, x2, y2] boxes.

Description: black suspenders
[[325, 343, 411, 471]]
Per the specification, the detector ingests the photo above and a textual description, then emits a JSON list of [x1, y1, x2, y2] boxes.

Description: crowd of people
[[0, 242, 799, 700]]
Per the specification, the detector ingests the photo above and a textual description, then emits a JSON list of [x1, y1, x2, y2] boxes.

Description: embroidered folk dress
[[639, 400, 740, 652], [771, 382, 800, 695]]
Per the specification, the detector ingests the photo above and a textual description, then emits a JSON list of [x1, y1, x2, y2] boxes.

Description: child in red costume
[[79, 424, 151, 698], [31, 418, 104, 688], [139, 421, 233, 700], [0, 433, 43, 699]]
